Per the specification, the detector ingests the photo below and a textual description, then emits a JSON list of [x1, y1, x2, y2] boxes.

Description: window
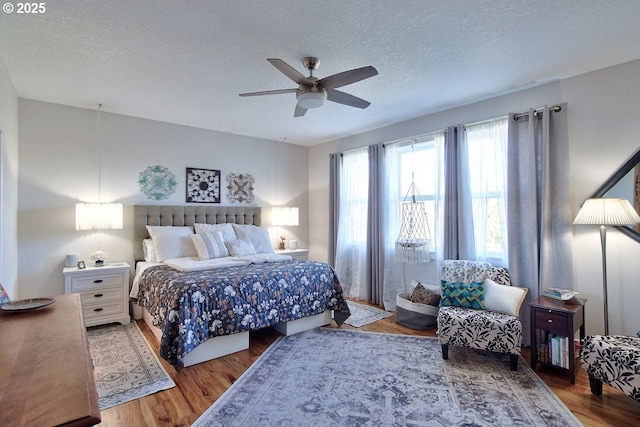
[[334, 116, 508, 302], [388, 118, 508, 265], [394, 135, 443, 250], [464, 118, 508, 264]]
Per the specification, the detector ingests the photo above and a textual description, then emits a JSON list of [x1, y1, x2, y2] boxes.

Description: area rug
[[342, 300, 391, 327], [192, 328, 582, 427], [87, 322, 176, 410]]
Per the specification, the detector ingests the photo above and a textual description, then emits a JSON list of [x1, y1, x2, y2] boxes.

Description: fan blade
[[267, 58, 313, 86], [239, 88, 297, 97], [326, 89, 371, 109], [318, 66, 378, 89], [294, 104, 308, 117]]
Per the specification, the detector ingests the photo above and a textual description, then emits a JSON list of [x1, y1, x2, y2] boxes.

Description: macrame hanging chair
[[395, 177, 432, 264]]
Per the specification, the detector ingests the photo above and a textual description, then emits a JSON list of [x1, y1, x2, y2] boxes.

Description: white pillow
[[232, 224, 274, 254], [143, 238, 157, 262], [194, 223, 236, 242], [146, 226, 197, 262], [190, 231, 229, 260], [484, 278, 528, 316], [225, 238, 257, 257]]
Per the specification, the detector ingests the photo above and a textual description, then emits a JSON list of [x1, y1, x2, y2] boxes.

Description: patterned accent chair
[[581, 335, 640, 402], [437, 260, 524, 371]]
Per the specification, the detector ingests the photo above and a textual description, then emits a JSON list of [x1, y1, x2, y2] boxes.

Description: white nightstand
[[63, 262, 131, 327], [275, 248, 309, 261]]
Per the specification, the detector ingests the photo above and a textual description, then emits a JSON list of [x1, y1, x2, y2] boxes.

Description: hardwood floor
[[98, 311, 640, 427]]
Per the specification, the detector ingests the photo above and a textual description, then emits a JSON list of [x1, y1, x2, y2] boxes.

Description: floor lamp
[[573, 198, 640, 334]]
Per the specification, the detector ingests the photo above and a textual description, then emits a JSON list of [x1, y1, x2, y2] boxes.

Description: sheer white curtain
[[432, 132, 446, 268], [335, 148, 369, 300], [464, 118, 509, 266]]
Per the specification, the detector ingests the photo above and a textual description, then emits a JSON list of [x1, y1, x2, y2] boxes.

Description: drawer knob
[[93, 293, 104, 298], [93, 279, 103, 283], [93, 308, 104, 312], [547, 319, 553, 323]]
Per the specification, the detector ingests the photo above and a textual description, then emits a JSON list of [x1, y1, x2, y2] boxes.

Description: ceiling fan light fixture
[[296, 90, 326, 109]]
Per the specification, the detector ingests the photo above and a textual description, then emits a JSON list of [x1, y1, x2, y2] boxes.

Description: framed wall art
[[226, 173, 255, 203], [186, 167, 221, 203]]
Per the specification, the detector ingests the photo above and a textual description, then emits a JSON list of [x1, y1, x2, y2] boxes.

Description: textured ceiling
[[2, 1, 640, 146]]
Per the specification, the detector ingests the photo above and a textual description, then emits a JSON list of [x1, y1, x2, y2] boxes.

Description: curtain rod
[[382, 129, 445, 148], [513, 105, 562, 121]]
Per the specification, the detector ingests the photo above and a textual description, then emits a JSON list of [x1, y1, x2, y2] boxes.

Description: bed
[[130, 205, 350, 369]]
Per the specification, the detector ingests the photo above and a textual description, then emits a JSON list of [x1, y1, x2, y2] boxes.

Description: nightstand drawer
[[78, 287, 123, 305], [82, 299, 125, 322], [69, 273, 125, 292], [534, 310, 569, 334]]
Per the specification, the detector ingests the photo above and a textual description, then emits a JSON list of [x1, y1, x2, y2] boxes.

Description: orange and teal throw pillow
[[439, 280, 485, 310]]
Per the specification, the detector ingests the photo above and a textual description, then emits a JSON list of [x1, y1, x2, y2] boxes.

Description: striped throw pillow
[[190, 231, 229, 260]]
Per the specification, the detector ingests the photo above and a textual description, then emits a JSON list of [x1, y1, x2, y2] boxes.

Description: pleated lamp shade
[[573, 198, 640, 226], [76, 203, 124, 230], [271, 207, 299, 226]]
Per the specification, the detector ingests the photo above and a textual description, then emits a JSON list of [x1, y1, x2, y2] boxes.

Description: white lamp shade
[[573, 198, 640, 225], [76, 203, 124, 230], [272, 207, 299, 226]]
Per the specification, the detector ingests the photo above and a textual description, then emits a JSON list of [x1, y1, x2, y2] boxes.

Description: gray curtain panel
[[443, 125, 475, 260], [328, 153, 340, 267], [366, 144, 384, 305], [507, 103, 573, 345]]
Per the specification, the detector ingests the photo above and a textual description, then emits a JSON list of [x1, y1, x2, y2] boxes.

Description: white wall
[[17, 100, 308, 299], [309, 59, 640, 337], [0, 60, 19, 298]]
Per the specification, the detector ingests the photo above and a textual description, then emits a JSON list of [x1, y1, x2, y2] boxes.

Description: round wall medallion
[[138, 165, 177, 200]]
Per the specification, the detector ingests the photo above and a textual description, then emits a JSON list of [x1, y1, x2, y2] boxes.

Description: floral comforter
[[136, 260, 350, 368]]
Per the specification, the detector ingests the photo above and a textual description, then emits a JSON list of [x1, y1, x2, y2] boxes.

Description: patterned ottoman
[[580, 335, 640, 402]]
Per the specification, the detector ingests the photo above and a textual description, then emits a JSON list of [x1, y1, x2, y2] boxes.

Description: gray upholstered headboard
[[133, 205, 262, 261]]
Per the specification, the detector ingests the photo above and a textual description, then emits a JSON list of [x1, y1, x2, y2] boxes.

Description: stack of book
[[546, 333, 570, 368]]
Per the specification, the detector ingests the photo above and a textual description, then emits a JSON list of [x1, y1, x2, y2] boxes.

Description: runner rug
[[343, 300, 391, 327], [87, 322, 175, 410], [193, 328, 582, 427]]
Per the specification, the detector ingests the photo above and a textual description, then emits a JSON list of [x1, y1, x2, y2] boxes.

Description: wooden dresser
[[0, 293, 101, 427]]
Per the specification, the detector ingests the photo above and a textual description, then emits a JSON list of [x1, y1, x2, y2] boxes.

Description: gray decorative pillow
[[409, 282, 441, 306], [190, 231, 229, 260]]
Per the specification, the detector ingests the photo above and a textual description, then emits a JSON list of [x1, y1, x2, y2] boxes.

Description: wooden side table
[[529, 296, 586, 384]]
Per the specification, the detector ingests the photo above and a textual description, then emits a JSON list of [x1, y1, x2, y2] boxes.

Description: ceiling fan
[[239, 57, 378, 117]]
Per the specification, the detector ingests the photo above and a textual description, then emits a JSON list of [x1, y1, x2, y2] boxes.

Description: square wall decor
[[226, 173, 255, 203], [186, 167, 221, 203]]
